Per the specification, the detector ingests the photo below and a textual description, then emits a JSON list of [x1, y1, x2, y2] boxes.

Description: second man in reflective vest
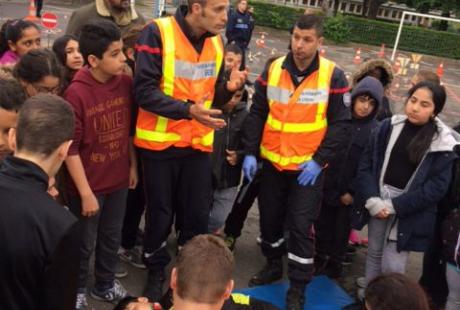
[[134, 0, 247, 301], [242, 14, 351, 310]]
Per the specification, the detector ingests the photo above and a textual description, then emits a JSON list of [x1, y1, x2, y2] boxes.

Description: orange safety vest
[[260, 56, 336, 171], [134, 16, 223, 152]]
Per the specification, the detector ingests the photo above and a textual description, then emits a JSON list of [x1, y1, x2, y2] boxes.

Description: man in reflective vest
[[133, 0, 248, 301], [242, 14, 351, 310]]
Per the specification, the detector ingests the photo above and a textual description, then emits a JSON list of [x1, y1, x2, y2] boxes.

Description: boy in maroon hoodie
[[64, 20, 138, 309]]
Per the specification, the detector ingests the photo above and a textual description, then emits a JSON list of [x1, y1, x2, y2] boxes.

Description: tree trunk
[[366, 0, 383, 19], [362, 0, 369, 17], [438, 10, 450, 31], [333, 0, 340, 16], [321, 0, 332, 17]]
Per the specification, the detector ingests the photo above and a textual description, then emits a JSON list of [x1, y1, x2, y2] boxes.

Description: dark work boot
[[248, 259, 283, 287], [325, 260, 344, 279], [314, 254, 329, 276], [143, 270, 165, 302], [286, 283, 306, 310]]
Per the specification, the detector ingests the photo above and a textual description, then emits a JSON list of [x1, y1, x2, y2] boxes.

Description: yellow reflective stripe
[[157, 17, 175, 97], [156, 17, 176, 133], [231, 293, 250, 305], [211, 36, 223, 77], [267, 57, 285, 106], [260, 145, 312, 166], [316, 57, 333, 122], [266, 113, 327, 133], [192, 130, 214, 147], [136, 127, 181, 142], [204, 100, 212, 109]]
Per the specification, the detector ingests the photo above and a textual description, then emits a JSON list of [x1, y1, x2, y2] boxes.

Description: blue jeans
[[68, 188, 128, 290]]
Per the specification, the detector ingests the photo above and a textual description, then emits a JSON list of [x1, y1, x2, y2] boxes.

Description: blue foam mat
[[234, 276, 354, 309]]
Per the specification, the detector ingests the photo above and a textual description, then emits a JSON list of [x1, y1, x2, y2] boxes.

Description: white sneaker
[[356, 276, 366, 288], [75, 293, 88, 310]]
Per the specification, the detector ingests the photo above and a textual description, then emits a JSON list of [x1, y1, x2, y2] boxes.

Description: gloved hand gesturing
[[243, 155, 257, 182], [297, 159, 322, 186]]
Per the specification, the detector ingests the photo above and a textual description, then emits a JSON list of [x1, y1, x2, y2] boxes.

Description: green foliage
[[344, 16, 460, 59], [248, 2, 459, 59], [323, 15, 351, 43], [250, 1, 303, 30]]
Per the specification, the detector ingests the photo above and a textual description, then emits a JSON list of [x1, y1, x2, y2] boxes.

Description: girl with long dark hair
[[52, 35, 83, 89], [0, 19, 40, 65], [353, 81, 458, 291]]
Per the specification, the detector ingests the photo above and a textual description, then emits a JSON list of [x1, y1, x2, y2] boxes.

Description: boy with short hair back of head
[[0, 78, 26, 161], [172, 234, 235, 308], [0, 94, 80, 310], [64, 19, 138, 309]]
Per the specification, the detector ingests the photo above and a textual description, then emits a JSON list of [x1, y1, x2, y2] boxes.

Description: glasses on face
[[31, 83, 61, 95]]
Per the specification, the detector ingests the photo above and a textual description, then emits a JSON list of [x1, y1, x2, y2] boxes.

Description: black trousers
[[121, 156, 145, 250], [224, 173, 261, 238], [141, 151, 212, 271], [419, 212, 448, 307], [315, 201, 351, 263], [258, 161, 324, 285], [34, 0, 43, 16]]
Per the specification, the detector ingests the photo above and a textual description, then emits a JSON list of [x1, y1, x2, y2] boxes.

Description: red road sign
[[41, 12, 58, 29]]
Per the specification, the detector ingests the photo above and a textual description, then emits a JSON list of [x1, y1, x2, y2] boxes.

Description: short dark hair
[[293, 14, 324, 37], [79, 19, 121, 64], [0, 79, 26, 112], [187, 0, 207, 11], [225, 43, 243, 57], [176, 235, 234, 304], [13, 48, 63, 84], [16, 94, 75, 157], [122, 24, 144, 52], [365, 273, 430, 310], [0, 19, 40, 56]]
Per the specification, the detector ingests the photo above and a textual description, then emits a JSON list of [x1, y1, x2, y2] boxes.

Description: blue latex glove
[[297, 160, 322, 186], [243, 155, 257, 182]]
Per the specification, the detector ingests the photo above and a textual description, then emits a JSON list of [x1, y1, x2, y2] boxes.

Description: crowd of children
[[0, 5, 460, 310]]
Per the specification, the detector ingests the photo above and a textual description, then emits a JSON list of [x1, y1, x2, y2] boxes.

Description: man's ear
[[87, 55, 99, 69], [57, 140, 73, 160], [318, 36, 324, 47], [170, 267, 178, 290], [223, 279, 234, 299], [8, 127, 17, 153], [127, 47, 135, 61], [190, 2, 203, 15]]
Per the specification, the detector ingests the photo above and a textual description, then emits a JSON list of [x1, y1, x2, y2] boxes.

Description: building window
[[310, 0, 317, 6], [412, 15, 417, 21], [378, 8, 383, 16], [349, 3, 355, 12], [392, 10, 398, 18], [357, 4, 362, 13], [384, 9, 389, 17], [340, 2, 346, 11], [318, 0, 323, 7]]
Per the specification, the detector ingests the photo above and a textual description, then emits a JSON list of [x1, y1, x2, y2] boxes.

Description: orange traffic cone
[[353, 48, 362, 65], [24, 0, 39, 20], [437, 63, 444, 79], [320, 48, 326, 57], [378, 44, 385, 58]]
